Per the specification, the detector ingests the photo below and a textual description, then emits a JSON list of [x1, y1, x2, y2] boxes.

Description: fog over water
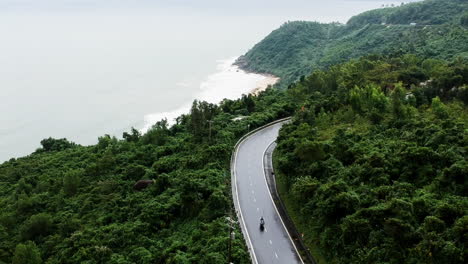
[[0, 0, 421, 161]]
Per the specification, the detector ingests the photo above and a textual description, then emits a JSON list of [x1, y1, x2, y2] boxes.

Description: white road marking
[[257, 208, 259, 212], [251, 190, 255, 194], [253, 198, 256, 203], [232, 119, 298, 264], [232, 141, 259, 264], [269, 240, 272, 245], [262, 139, 305, 264]]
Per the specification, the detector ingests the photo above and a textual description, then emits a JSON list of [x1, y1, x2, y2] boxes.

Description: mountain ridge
[[237, 0, 468, 87]]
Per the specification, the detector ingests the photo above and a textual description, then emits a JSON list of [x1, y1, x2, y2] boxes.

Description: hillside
[[274, 54, 468, 263], [0, 93, 294, 264], [0, 0, 467, 263], [347, 0, 466, 27], [1, 54, 466, 263], [237, 0, 468, 86]]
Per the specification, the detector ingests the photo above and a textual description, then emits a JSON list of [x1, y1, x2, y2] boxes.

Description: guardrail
[[264, 142, 317, 264], [230, 117, 291, 264]]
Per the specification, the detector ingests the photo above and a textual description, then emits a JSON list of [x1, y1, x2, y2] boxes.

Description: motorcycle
[[259, 217, 265, 231]]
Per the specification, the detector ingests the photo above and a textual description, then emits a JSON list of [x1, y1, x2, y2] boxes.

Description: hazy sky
[[0, 0, 422, 161], [0, 0, 422, 22]]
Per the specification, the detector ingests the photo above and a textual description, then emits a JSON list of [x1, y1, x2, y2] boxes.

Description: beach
[[250, 74, 280, 95], [0, 0, 393, 162], [141, 57, 279, 131]]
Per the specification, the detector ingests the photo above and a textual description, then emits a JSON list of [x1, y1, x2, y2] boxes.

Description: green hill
[[237, 0, 468, 87], [0, 94, 294, 263], [274, 54, 468, 263], [347, 0, 466, 27], [0, 55, 468, 264], [2, 54, 466, 264], [0, 1, 467, 263]]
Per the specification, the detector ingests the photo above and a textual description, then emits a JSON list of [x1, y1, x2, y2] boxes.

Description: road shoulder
[[263, 142, 317, 264]]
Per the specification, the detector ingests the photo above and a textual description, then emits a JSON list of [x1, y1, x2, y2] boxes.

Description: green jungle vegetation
[[275, 54, 468, 264], [236, 0, 468, 87], [2, 54, 466, 264], [1, 1, 467, 263], [0, 90, 295, 263]]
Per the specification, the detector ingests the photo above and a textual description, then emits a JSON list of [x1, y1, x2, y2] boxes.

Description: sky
[[0, 0, 422, 22], [0, 0, 423, 161]]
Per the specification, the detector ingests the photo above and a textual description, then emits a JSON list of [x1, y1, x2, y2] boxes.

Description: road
[[232, 121, 303, 264]]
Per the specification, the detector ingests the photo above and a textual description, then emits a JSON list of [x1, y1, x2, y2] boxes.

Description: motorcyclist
[[260, 217, 265, 230]]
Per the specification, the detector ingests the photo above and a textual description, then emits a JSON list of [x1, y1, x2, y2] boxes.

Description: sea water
[[0, 0, 421, 161]]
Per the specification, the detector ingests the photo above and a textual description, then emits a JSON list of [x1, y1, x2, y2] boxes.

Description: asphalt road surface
[[232, 121, 303, 264]]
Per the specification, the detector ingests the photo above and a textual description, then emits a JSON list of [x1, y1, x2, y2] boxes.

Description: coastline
[[234, 55, 280, 95], [141, 57, 279, 132], [248, 73, 280, 95]]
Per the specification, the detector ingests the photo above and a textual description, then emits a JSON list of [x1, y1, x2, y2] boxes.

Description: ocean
[[0, 0, 421, 161]]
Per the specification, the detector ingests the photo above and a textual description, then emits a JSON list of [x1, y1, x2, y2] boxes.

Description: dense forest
[[274, 54, 468, 263], [2, 54, 465, 263], [0, 91, 294, 263], [1, 0, 467, 263], [236, 0, 468, 87]]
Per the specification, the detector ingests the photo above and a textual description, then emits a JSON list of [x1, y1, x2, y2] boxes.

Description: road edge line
[[231, 117, 291, 264], [260, 123, 305, 264], [264, 140, 318, 264]]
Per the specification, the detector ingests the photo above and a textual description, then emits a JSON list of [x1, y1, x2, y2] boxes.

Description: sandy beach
[[142, 57, 280, 131], [249, 74, 280, 95]]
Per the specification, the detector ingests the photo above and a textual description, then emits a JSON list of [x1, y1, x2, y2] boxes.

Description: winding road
[[232, 120, 303, 264]]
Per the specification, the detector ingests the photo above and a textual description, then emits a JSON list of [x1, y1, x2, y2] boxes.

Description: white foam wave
[[141, 57, 277, 132]]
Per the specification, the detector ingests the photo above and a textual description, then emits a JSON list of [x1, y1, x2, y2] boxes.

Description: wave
[[141, 56, 278, 132]]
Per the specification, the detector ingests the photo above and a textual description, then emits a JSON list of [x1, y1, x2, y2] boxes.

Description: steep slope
[[237, 0, 468, 86], [274, 54, 468, 264], [346, 0, 466, 27], [0, 94, 294, 264]]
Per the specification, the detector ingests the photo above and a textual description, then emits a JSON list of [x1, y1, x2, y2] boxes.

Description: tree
[[38, 137, 75, 152], [242, 94, 256, 113], [125, 164, 147, 181], [63, 169, 82, 196], [294, 140, 326, 161], [391, 82, 406, 118], [431, 96, 448, 119], [20, 213, 53, 240], [461, 12, 468, 27], [423, 216, 445, 233], [189, 100, 205, 140], [189, 100, 219, 142], [12, 241, 41, 264], [291, 176, 320, 203], [129, 247, 152, 264], [349, 84, 388, 114], [141, 119, 169, 145], [123, 127, 141, 143]]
